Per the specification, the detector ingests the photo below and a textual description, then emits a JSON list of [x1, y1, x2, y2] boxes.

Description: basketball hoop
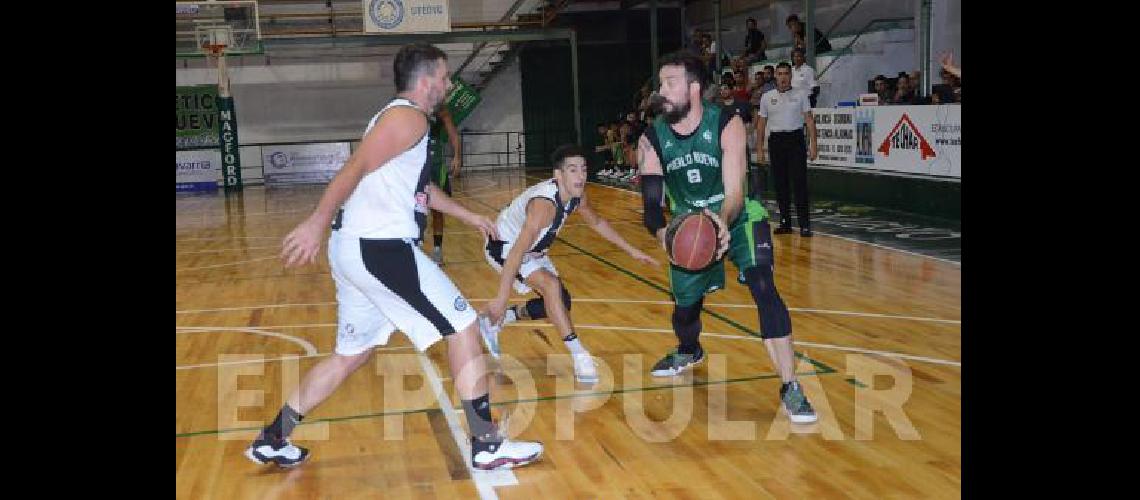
[[203, 43, 228, 58]]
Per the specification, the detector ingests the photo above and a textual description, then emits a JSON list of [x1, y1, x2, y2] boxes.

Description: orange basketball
[[665, 212, 719, 271]]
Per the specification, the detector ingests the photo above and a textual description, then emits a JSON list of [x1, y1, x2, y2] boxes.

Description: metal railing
[[817, 17, 914, 79]]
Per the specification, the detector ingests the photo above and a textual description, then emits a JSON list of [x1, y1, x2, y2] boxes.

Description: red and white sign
[[870, 105, 960, 177]]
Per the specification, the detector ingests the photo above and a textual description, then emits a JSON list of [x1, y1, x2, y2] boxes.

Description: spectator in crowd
[[939, 52, 961, 102], [608, 122, 627, 170], [939, 51, 961, 79], [594, 122, 610, 167], [733, 70, 751, 101], [889, 71, 916, 104], [619, 121, 636, 169], [790, 48, 820, 107], [873, 75, 891, 103], [757, 69, 776, 96], [743, 17, 768, 64], [786, 14, 832, 54], [910, 70, 925, 101], [764, 65, 775, 86], [718, 83, 752, 124]]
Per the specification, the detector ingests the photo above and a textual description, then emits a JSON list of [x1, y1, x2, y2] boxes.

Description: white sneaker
[[431, 246, 443, 266], [573, 353, 599, 384], [471, 438, 544, 471], [477, 308, 516, 359]]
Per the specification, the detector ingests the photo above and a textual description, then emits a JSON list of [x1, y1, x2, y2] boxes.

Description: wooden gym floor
[[176, 169, 961, 499]]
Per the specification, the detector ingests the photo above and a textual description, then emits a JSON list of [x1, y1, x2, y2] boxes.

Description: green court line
[[554, 237, 838, 375], [178, 181, 841, 439], [466, 180, 837, 374], [845, 377, 868, 388], [176, 369, 831, 438]]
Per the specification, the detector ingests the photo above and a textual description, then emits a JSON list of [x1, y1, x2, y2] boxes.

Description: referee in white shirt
[[756, 61, 818, 236], [790, 48, 819, 107]]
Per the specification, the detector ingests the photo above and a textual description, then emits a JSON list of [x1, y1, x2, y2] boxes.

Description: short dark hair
[[786, 14, 800, 24], [776, 62, 792, 71], [897, 71, 910, 80], [792, 47, 806, 57], [658, 50, 709, 94], [393, 44, 447, 92], [551, 144, 585, 169], [764, 65, 775, 71], [747, 17, 757, 25]]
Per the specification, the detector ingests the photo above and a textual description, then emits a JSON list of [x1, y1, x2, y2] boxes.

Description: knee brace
[[743, 266, 792, 339]]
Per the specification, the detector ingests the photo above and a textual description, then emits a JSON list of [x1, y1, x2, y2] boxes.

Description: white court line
[[174, 300, 958, 324], [174, 322, 959, 367], [515, 323, 961, 367], [565, 176, 962, 268], [175, 346, 414, 370], [467, 298, 960, 325], [175, 246, 280, 256], [176, 302, 337, 314], [176, 236, 283, 242], [416, 353, 515, 500], [176, 326, 317, 355], [176, 255, 280, 271], [815, 232, 961, 267]]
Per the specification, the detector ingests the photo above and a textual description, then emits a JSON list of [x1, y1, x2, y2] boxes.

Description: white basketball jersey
[[336, 98, 431, 240], [494, 179, 580, 253]]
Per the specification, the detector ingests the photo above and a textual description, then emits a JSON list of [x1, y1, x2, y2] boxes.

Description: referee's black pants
[[769, 129, 811, 229]]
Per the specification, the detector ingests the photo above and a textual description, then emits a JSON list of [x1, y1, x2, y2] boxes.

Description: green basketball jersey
[[652, 101, 730, 216]]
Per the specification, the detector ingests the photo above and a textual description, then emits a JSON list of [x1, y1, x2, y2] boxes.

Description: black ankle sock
[[433, 234, 443, 248], [461, 393, 500, 451], [263, 404, 303, 441]]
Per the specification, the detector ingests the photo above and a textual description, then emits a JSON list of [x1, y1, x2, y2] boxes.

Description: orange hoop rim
[[203, 43, 228, 56]]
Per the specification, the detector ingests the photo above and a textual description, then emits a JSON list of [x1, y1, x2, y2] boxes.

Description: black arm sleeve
[[640, 174, 666, 235]]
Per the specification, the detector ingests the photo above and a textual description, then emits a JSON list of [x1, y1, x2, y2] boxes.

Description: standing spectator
[[790, 48, 820, 107], [764, 65, 775, 84], [756, 61, 819, 236], [743, 17, 768, 64], [593, 122, 610, 171], [624, 112, 642, 164], [786, 14, 832, 54]]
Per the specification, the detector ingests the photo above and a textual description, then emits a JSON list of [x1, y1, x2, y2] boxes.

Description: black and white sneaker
[[245, 435, 310, 468], [649, 347, 705, 377], [780, 381, 818, 424], [471, 436, 543, 471]]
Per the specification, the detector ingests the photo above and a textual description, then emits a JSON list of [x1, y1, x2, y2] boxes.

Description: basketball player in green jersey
[[637, 51, 816, 423], [428, 106, 462, 265]]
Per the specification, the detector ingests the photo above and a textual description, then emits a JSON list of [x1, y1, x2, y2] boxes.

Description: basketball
[[665, 212, 720, 271]]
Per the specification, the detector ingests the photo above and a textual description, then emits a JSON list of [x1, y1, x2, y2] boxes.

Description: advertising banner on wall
[[176, 150, 221, 192], [870, 105, 960, 177], [262, 143, 352, 186], [362, 0, 450, 34], [811, 108, 856, 167], [176, 85, 219, 150]]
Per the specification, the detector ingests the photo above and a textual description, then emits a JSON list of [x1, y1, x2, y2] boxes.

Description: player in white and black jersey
[[480, 144, 659, 383], [246, 44, 543, 472]]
